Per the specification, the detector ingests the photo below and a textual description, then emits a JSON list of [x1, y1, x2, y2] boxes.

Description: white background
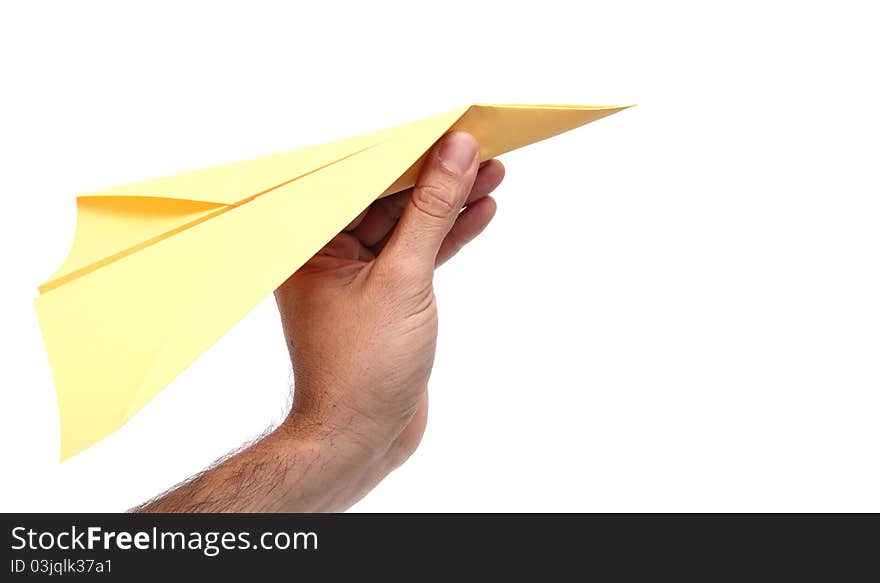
[[1, 1, 877, 512]]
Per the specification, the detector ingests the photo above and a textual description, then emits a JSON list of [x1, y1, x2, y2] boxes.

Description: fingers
[[384, 159, 502, 265], [469, 159, 505, 206], [377, 132, 480, 280], [432, 159, 503, 266], [317, 232, 375, 262], [351, 158, 504, 250], [349, 189, 410, 246], [435, 195, 497, 267], [344, 208, 369, 231]]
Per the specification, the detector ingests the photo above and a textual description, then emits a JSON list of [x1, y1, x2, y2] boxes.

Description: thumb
[[379, 131, 479, 280]]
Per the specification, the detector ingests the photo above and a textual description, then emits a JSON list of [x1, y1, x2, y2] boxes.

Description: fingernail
[[439, 132, 477, 175]]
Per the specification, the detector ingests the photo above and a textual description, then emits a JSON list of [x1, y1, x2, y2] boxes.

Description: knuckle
[[412, 181, 458, 220]]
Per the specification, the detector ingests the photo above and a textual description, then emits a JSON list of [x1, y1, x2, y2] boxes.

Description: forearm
[[132, 420, 382, 513]]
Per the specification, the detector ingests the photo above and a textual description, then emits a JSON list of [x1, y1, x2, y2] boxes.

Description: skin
[[135, 132, 503, 512]]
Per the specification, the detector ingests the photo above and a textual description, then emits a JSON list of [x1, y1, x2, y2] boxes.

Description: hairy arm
[[133, 417, 388, 513]]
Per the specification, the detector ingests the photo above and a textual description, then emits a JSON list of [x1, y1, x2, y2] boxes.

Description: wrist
[[269, 411, 391, 512]]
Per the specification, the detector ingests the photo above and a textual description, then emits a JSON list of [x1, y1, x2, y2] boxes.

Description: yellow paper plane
[[35, 103, 628, 460]]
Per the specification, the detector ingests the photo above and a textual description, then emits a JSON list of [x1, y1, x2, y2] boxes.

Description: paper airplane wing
[[35, 104, 626, 459]]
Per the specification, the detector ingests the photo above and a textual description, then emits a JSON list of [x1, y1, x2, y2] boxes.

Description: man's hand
[[135, 132, 504, 512]]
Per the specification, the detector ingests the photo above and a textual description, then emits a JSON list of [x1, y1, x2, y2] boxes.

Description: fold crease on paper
[[35, 103, 628, 460]]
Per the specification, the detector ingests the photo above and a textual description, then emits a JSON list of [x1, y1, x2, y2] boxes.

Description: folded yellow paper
[[35, 103, 627, 460]]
